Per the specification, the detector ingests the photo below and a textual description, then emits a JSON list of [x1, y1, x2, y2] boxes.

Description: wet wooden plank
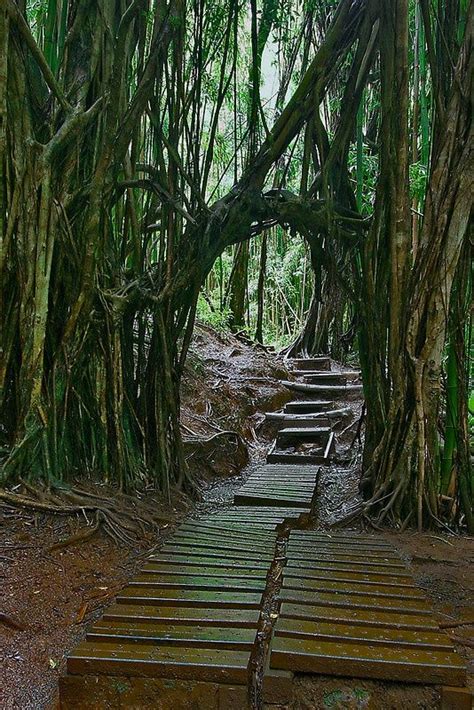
[[117, 587, 262, 609], [103, 604, 260, 627], [270, 636, 466, 686], [148, 553, 270, 569], [131, 573, 265, 592], [178, 523, 273, 541], [285, 400, 333, 412], [285, 561, 410, 578], [282, 576, 425, 599], [67, 642, 251, 684], [289, 532, 392, 547], [289, 357, 331, 370], [284, 566, 415, 586], [274, 618, 454, 651], [88, 621, 256, 649], [291, 550, 406, 571], [170, 534, 271, 551], [142, 562, 269, 578], [234, 493, 312, 508], [158, 543, 272, 561], [266, 451, 327, 465], [279, 602, 440, 631], [279, 587, 431, 614], [286, 544, 401, 559], [277, 427, 332, 440]]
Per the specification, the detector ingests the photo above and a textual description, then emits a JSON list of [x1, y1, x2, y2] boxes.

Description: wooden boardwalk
[[60, 356, 469, 708], [269, 531, 466, 686], [234, 464, 319, 510]]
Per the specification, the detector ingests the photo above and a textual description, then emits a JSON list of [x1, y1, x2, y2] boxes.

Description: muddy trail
[[1, 326, 473, 710]]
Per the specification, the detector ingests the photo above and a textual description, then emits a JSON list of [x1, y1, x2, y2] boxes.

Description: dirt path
[[1, 336, 473, 709]]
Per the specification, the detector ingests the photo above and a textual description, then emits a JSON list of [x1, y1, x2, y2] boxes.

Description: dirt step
[[267, 450, 327, 465], [280, 380, 364, 397], [277, 426, 331, 445], [300, 372, 360, 385], [288, 357, 331, 370], [266, 410, 350, 425], [284, 400, 333, 413]]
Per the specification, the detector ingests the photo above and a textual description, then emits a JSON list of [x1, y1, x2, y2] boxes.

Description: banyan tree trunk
[[361, 5, 473, 529]]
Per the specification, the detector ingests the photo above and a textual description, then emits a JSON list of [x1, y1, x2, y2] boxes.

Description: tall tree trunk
[[361, 5, 473, 529]]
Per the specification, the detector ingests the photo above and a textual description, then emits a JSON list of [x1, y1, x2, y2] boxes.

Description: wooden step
[[282, 577, 425, 600], [266, 410, 350, 425], [117, 586, 263, 608], [88, 621, 257, 650], [267, 450, 327, 465], [275, 617, 454, 651], [292, 371, 358, 385], [103, 603, 261, 627], [277, 426, 331, 444], [270, 635, 465, 685], [279, 602, 439, 631], [142, 562, 269, 579], [268, 432, 335, 466], [270, 531, 466, 686], [149, 553, 270, 569], [284, 400, 333, 413], [67, 642, 252, 684], [234, 491, 313, 509], [280, 380, 363, 397], [289, 357, 331, 370], [131, 573, 266, 592]]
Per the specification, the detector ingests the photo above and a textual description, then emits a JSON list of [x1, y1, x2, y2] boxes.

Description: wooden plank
[[287, 552, 404, 568], [210, 506, 304, 516], [177, 523, 273, 541], [88, 621, 256, 650], [270, 636, 466, 685], [142, 562, 269, 579], [67, 642, 251, 684], [282, 576, 425, 600], [301, 372, 357, 384], [159, 545, 273, 561], [267, 451, 327, 465], [234, 493, 312, 508], [103, 604, 260, 627], [289, 357, 331, 370], [148, 554, 270, 569], [284, 566, 415, 586], [287, 543, 400, 558], [117, 587, 262, 609], [170, 533, 271, 551], [278, 427, 331, 439], [131, 573, 265, 592], [275, 618, 454, 651], [285, 400, 333, 412], [279, 588, 431, 614], [289, 532, 391, 547], [280, 380, 364, 396], [237, 485, 316, 493], [279, 602, 440, 631], [283, 558, 407, 572]]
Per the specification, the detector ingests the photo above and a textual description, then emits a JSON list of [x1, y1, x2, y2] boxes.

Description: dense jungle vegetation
[[1, 0, 472, 530]]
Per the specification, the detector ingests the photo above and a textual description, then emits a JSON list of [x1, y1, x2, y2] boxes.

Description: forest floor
[[1, 324, 473, 710]]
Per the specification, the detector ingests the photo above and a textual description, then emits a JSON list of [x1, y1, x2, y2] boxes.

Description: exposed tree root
[[0, 483, 177, 546]]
